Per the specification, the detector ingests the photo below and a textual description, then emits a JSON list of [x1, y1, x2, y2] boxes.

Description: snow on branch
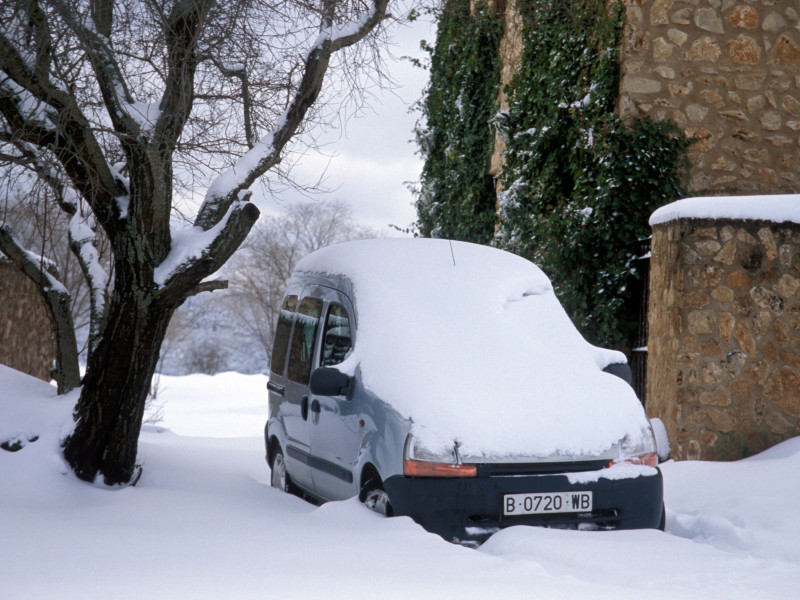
[[154, 200, 260, 300], [69, 207, 110, 353]]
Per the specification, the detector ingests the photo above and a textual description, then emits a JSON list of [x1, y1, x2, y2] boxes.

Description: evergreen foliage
[[495, 0, 692, 348], [414, 0, 503, 244]]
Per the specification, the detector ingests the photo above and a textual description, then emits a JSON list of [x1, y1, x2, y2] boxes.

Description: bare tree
[[0, 0, 391, 484], [222, 199, 374, 365]]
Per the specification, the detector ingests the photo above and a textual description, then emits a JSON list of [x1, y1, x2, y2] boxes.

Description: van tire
[[271, 446, 294, 494], [360, 476, 393, 517]]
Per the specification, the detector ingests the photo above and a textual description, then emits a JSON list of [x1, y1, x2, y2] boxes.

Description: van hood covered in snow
[[295, 239, 651, 460]]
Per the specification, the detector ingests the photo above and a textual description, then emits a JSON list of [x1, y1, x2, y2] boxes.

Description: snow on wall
[[650, 195, 800, 226]]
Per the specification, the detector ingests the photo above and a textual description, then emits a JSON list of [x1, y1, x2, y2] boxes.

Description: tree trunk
[[62, 283, 175, 485]]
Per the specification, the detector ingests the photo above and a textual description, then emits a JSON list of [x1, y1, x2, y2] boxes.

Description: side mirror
[[603, 361, 632, 385], [309, 367, 353, 398]]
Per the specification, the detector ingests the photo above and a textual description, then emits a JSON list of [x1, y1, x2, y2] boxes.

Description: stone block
[[677, 387, 698, 405], [783, 95, 800, 117], [743, 148, 769, 163], [760, 111, 782, 130], [714, 240, 737, 264], [672, 8, 692, 26], [735, 73, 766, 90], [757, 168, 777, 184], [771, 35, 800, 66], [656, 65, 676, 79], [700, 430, 719, 447], [720, 110, 748, 121], [742, 359, 770, 384], [729, 5, 758, 29], [758, 227, 778, 260], [700, 89, 725, 108], [774, 318, 790, 347], [751, 286, 784, 313], [687, 37, 721, 61], [701, 340, 723, 357], [762, 12, 787, 34], [695, 8, 724, 33], [653, 37, 675, 61], [684, 290, 710, 309], [702, 362, 726, 385], [728, 35, 761, 64], [688, 310, 716, 335], [707, 407, 738, 432], [719, 311, 735, 343], [622, 76, 662, 94], [775, 274, 800, 299], [746, 95, 766, 112], [733, 320, 756, 356], [764, 366, 800, 417], [753, 310, 773, 338], [650, 0, 672, 26], [765, 410, 794, 434], [711, 285, 734, 304], [667, 28, 688, 46], [727, 270, 752, 290]]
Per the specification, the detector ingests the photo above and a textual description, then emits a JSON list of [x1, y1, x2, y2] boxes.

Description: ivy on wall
[[413, 0, 503, 244], [415, 0, 693, 349], [494, 0, 692, 349]]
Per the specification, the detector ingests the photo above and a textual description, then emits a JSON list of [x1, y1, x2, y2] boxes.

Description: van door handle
[[310, 399, 321, 414], [301, 396, 309, 421]]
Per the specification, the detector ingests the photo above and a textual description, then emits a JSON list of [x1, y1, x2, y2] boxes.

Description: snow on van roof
[[650, 194, 800, 226], [295, 239, 650, 458]]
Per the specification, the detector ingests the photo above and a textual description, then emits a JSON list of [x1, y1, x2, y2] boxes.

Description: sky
[[250, 15, 437, 236]]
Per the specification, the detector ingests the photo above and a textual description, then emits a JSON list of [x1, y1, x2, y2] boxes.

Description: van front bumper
[[383, 466, 663, 545]]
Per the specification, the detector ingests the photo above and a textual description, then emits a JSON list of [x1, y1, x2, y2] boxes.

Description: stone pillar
[[647, 207, 800, 460]]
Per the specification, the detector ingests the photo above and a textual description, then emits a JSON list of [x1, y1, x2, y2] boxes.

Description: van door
[[307, 289, 362, 501], [275, 292, 324, 491]]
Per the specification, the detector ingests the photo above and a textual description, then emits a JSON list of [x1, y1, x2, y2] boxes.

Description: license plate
[[503, 491, 593, 516]]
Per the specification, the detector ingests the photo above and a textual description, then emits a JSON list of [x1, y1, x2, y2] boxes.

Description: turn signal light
[[404, 459, 477, 478], [608, 452, 658, 468]]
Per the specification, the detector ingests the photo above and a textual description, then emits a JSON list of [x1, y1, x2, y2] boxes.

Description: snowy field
[[1, 365, 798, 599]]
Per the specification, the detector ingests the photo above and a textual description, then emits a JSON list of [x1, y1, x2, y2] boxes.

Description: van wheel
[[360, 476, 393, 517], [271, 447, 292, 493]]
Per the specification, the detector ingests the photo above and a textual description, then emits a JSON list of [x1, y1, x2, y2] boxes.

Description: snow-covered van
[[265, 239, 663, 543]]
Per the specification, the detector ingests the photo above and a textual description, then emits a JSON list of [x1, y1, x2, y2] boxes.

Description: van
[[265, 239, 663, 544]]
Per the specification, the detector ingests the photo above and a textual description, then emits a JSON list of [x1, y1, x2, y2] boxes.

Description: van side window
[[287, 297, 323, 384], [270, 295, 297, 376], [321, 304, 352, 367]]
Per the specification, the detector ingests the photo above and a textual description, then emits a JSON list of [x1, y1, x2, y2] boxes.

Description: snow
[[295, 239, 649, 460], [1, 365, 798, 598], [153, 201, 245, 287], [650, 194, 800, 226]]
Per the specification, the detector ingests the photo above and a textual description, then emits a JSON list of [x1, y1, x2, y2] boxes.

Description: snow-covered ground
[[1, 365, 798, 599]]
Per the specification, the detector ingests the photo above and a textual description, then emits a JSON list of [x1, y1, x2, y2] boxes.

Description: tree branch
[[156, 201, 260, 304], [194, 0, 389, 231]]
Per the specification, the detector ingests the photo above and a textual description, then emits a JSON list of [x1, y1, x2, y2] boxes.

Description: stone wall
[[0, 261, 53, 381], [647, 217, 800, 460], [620, 0, 800, 195]]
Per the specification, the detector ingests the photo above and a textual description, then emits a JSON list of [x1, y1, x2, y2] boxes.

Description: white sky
[[251, 16, 437, 236]]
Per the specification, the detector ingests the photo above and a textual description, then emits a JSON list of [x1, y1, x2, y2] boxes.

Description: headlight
[[403, 435, 477, 478], [610, 425, 658, 468]]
